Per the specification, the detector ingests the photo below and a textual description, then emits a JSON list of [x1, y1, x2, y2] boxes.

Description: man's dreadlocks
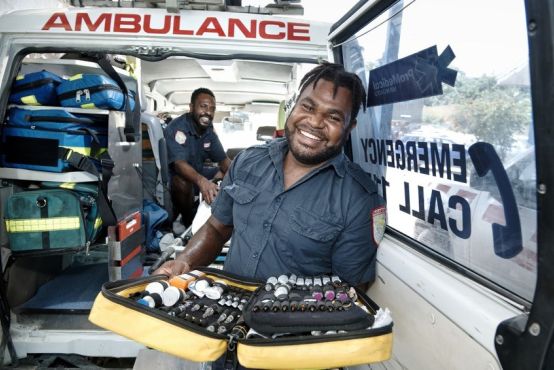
[[298, 62, 367, 126]]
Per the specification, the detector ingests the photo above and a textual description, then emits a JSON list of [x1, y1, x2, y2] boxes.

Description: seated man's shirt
[[211, 138, 386, 286], [164, 113, 226, 176]]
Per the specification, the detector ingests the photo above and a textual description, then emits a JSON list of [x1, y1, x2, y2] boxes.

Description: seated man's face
[[191, 93, 216, 128]]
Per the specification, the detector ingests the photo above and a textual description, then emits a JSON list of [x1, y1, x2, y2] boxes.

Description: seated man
[[164, 88, 231, 227]]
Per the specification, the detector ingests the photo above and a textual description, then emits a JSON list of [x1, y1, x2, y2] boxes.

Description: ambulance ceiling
[[142, 58, 296, 107]]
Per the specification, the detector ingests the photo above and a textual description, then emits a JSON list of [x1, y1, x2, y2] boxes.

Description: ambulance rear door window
[[342, 0, 536, 302]]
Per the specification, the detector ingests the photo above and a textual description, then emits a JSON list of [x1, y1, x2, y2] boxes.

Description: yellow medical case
[[89, 268, 393, 369]]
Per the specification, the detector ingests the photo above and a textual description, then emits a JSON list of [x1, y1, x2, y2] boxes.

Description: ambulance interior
[[0, 50, 317, 354], [141, 57, 317, 162]]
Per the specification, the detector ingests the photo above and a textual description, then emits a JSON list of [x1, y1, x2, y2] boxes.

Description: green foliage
[[425, 73, 531, 159]]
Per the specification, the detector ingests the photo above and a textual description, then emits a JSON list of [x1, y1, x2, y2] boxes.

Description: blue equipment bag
[[142, 199, 169, 252], [56, 73, 136, 111], [1, 107, 108, 172], [8, 70, 63, 106]]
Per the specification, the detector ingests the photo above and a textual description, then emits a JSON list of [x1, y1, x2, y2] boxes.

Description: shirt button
[[252, 252, 259, 259], [263, 222, 270, 229], [275, 197, 282, 204]]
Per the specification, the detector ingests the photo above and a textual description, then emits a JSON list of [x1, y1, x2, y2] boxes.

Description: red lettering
[[228, 18, 256, 38], [75, 13, 111, 32], [173, 15, 194, 35], [42, 12, 72, 31], [259, 20, 285, 40], [42, 12, 312, 42], [288, 22, 310, 41], [196, 17, 225, 37], [144, 14, 171, 34], [114, 14, 141, 33]]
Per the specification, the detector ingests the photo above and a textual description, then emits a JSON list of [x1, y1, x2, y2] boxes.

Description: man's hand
[[153, 259, 191, 278], [198, 177, 220, 204]]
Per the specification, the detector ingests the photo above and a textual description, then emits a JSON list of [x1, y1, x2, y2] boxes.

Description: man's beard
[[193, 113, 212, 132], [285, 124, 343, 165]]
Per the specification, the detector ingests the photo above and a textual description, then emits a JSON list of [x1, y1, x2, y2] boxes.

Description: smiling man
[[164, 88, 231, 227], [157, 63, 386, 289]]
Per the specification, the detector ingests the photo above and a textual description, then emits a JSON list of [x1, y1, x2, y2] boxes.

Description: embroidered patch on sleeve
[[175, 130, 186, 145], [371, 205, 387, 246]]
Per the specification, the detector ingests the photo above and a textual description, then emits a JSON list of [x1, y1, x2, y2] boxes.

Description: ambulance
[[0, 0, 552, 369]]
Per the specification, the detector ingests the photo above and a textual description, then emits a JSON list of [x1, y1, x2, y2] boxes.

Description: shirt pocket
[[290, 207, 342, 242], [223, 181, 260, 233], [282, 207, 343, 273]]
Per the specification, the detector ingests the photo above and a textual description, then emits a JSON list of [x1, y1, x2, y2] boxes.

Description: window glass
[[343, 0, 536, 300]]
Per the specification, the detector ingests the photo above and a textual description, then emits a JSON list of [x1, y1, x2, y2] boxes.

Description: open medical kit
[[89, 268, 393, 369]]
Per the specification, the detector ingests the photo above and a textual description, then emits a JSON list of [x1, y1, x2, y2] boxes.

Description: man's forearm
[[175, 217, 232, 268], [219, 158, 231, 176], [174, 160, 205, 187]]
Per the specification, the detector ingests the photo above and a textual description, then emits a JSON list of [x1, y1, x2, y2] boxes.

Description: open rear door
[[327, 1, 553, 369]]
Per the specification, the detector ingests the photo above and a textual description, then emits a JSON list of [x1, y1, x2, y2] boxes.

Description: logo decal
[[371, 205, 387, 246], [203, 142, 211, 149], [175, 130, 186, 145]]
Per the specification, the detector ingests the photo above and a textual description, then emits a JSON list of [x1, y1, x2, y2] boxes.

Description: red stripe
[[130, 267, 144, 278], [121, 245, 142, 266], [482, 204, 505, 224], [456, 189, 477, 201], [513, 248, 537, 272]]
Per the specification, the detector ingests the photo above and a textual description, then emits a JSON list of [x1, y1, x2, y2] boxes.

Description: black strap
[[95, 55, 140, 143], [27, 115, 92, 125], [63, 149, 117, 227], [71, 127, 102, 158], [38, 196, 50, 250], [11, 78, 55, 93], [0, 281, 18, 366], [65, 150, 100, 177]]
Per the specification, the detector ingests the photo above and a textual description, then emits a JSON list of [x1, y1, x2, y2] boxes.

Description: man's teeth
[[300, 130, 322, 141]]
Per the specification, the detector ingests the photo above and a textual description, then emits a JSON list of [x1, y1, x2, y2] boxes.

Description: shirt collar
[[269, 138, 346, 178]]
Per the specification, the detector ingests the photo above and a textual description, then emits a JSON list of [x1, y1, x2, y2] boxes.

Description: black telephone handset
[[468, 142, 522, 258]]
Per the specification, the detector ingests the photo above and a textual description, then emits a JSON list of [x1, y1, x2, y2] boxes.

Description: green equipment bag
[[40, 181, 103, 244], [5, 182, 103, 254], [5, 188, 86, 253]]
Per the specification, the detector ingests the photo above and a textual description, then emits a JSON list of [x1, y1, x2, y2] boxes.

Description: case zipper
[[224, 334, 239, 370], [26, 115, 93, 125], [6, 124, 105, 137], [239, 324, 393, 347], [11, 78, 57, 93], [57, 85, 122, 101], [238, 285, 393, 346]]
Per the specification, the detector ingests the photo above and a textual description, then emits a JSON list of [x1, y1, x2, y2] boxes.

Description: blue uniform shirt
[[211, 138, 385, 285], [164, 113, 226, 174]]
